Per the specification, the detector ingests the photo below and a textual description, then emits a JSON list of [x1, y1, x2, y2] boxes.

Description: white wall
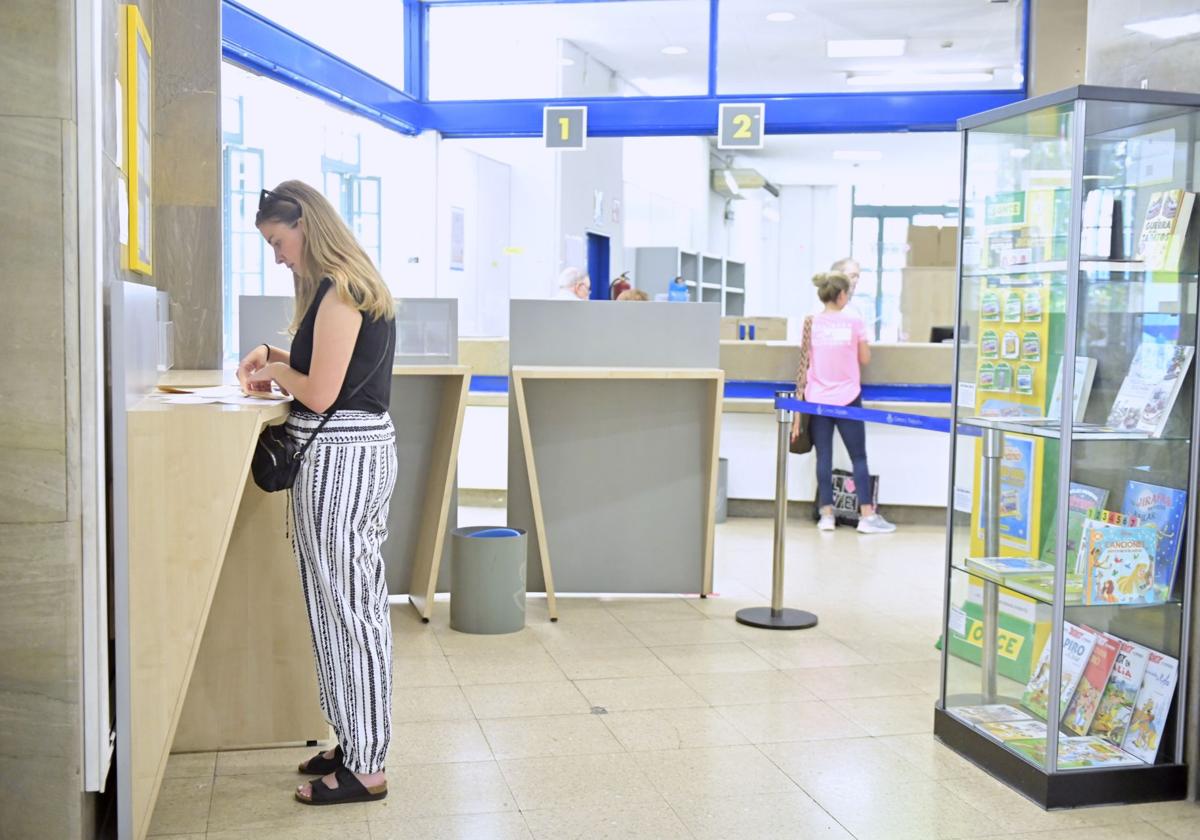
[[772, 185, 852, 340], [558, 137, 626, 286], [623, 137, 709, 251]]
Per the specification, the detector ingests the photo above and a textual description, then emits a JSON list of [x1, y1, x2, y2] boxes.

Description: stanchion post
[[735, 392, 819, 631], [979, 427, 1003, 702]]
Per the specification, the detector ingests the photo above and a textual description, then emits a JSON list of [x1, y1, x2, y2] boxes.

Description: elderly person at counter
[[553, 266, 592, 300]]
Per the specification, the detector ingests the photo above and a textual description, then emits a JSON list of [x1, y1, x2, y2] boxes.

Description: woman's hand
[[791, 415, 802, 443], [236, 345, 271, 394], [245, 362, 286, 392]]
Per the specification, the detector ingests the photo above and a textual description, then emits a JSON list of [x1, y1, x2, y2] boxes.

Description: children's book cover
[[951, 704, 1032, 727], [1063, 632, 1121, 735], [1090, 640, 1151, 746], [1122, 650, 1180, 763], [978, 719, 1048, 742], [1021, 623, 1097, 721], [1073, 509, 1143, 575], [1106, 343, 1194, 438], [1058, 736, 1144, 768], [1084, 525, 1157, 605], [1041, 482, 1109, 565], [1122, 479, 1187, 593]]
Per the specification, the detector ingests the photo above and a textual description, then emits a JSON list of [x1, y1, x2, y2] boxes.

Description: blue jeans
[[810, 395, 872, 511]]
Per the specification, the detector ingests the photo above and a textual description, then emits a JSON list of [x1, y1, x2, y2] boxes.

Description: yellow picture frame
[[124, 5, 152, 275]]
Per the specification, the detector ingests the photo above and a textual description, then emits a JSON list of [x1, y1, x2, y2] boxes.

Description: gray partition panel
[[508, 300, 720, 594], [384, 374, 457, 595]]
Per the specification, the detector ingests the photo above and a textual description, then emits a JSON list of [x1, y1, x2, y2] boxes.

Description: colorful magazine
[[1122, 479, 1187, 594], [1004, 572, 1084, 604], [978, 719, 1048, 742], [1106, 343, 1194, 438], [1073, 509, 1142, 575], [1063, 631, 1121, 735], [1090, 640, 1151, 746], [1041, 482, 1109, 566], [1136, 189, 1196, 271], [951, 704, 1032, 726], [966, 556, 1055, 578], [1021, 623, 1097, 721], [1083, 525, 1156, 605], [1008, 735, 1142, 769], [1122, 650, 1180, 763]]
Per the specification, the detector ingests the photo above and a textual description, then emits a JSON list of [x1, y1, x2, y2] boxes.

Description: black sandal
[[297, 744, 342, 775], [295, 766, 387, 806]]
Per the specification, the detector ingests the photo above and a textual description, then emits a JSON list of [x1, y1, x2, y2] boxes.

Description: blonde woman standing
[[237, 180, 397, 805], [793, 271, 895, 534]]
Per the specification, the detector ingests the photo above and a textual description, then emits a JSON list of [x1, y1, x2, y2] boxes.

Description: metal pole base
[[735, 607, 819, 630]]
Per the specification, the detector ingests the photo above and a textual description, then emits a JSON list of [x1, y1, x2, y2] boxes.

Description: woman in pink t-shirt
[[792, 272, 895, 534]]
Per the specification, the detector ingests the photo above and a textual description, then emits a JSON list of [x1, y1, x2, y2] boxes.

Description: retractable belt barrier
[[736, 391, 965, 632]]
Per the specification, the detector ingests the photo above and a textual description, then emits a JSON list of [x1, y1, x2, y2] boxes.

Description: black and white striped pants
[[287, 409, 397, 775]]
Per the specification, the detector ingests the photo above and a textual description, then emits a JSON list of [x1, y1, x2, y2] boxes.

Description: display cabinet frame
[[935, 85, 1200, 809]]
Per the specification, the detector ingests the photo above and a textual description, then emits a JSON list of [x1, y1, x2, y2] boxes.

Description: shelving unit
[[937, 85, 1199, 809], [632, 247, 748, 314]]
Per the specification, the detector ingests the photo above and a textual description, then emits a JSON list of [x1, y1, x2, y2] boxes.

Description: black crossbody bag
[[251, 345, 390, 493]]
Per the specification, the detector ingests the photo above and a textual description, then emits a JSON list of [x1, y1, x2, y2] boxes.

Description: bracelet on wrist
[[262, 343, 271, 362]]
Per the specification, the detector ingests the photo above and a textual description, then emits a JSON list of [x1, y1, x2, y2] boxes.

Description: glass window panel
[[239, 0, 406, 89], [428, 1, 709, 100], [718, 0, 1024, 95]]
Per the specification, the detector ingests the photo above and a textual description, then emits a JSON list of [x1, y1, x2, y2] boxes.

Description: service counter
[[457, 338, 955, 511]]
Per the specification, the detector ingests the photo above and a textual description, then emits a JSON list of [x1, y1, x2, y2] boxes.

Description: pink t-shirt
[[804, 310, 867, 406]]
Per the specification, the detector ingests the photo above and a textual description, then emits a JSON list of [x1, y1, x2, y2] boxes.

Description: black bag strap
[[293, 337, 391, 461]]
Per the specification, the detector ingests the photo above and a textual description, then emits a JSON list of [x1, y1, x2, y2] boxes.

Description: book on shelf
[[1089, 640, 1152, 747], [1040, 482, 1109, 566], [1122, 650, 1180, 763], [1082, 524, 1157, 605], [1045, 357, 1097, 424], [1135, 189, 1196, 272], [1121, 479, 1187, 595], [1004, 572, 1084, 603], [951, 704, 1033, 726], [1073, 509, 1143, 575], [965, 556, 1055, 578], [1106, 343, 1195, 438], [978, 718, 1048, 742], [1081, 189, 1124, 260], [1007, 735, 1142, 769], [1021, 622, 1097, 721], [1063, 631, 1121, 735]]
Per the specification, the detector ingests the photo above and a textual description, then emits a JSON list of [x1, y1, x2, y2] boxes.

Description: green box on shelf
[[946, 579, 1050, 684]]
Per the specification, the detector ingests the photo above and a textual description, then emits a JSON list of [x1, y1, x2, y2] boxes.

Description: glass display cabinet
[[937, 86, 1200, 808]]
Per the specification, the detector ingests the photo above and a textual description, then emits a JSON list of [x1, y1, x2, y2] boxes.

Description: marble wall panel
[[158, 204, 222, 368], [0, 520, 83, 840], [0, 117, 68, 524], [0, 0, 73, 120]]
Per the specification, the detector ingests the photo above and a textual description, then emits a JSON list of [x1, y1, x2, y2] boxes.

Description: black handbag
[[251, 346, 390, 493], [789, 315, 814, 455]]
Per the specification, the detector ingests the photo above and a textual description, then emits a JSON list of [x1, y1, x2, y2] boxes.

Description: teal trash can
[[450, 526, 528, 635]]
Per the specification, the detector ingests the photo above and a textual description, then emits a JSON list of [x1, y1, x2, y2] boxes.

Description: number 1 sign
[[718, 103, 765, 150], [544, 106, 587, 151]]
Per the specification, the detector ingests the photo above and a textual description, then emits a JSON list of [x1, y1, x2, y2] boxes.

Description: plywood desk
[[118, 376, 326, 840]]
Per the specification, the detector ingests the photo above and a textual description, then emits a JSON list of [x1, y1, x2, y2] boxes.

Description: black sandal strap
[[309, 767, 368, 804], [298, 744, 342, 775]]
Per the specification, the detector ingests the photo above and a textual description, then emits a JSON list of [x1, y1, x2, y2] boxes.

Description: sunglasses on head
[[258, 188, 302, 217]]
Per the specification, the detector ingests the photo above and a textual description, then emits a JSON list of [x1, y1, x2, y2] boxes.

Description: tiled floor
[[150, 512, 1200, 839]]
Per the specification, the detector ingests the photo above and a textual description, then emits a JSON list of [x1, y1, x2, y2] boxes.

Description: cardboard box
[[907, 224, 959, 267], [900, 267, 957, 343]]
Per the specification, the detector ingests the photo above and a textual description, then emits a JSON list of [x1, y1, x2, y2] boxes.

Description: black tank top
[[288, 278, 394, 414]]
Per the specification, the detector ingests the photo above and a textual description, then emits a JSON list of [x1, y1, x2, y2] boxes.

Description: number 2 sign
[[718, 103, 765, 150]]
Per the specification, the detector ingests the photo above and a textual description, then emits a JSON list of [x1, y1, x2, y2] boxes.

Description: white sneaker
[[857, 513, 896, 534], [817, 513, 836, 531]]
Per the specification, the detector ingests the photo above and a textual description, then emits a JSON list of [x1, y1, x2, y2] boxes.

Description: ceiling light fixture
[[833, 150, 883, 162], [661, 45, 688, 56], [765, 11, 796, 23], [1125, 12, 1200, 39], [846, 70, 994, 86], [559, 57, 575, 67], [827, 39, 906, 58]]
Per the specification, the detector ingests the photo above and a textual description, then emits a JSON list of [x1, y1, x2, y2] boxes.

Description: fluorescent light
[[559, 57, 575, 67], [827, 39, 906, 58], [847, 70, 994, 86], [1125, 13, 1200, 39], [833, 150, 883, 162], [1083, 175, 1118, 181], [765, 11, 796, 23], [661, 45, 688, 56]]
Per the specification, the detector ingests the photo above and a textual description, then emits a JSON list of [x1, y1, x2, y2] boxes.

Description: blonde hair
[[256, 180, 393, 333], [617, 288, 649, 301], [812, 271, 851, 304]]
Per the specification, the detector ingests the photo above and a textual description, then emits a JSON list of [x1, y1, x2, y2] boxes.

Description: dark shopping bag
[[821, 468, 880, 525]]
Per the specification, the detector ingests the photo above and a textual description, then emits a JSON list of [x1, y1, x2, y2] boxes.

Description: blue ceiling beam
[[222, 0, 427, 135], [424, 90, 1027, 138]]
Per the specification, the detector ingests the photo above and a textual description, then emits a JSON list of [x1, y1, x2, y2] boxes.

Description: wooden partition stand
[[511, 366, 724, 620]]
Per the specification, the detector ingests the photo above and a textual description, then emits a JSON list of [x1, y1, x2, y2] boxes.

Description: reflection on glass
[[428, 1, 708, 100]]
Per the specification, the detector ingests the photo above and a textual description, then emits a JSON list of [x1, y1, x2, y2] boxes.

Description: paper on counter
[[217, 394, 294, 406], [160, 394, 220, 405]]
